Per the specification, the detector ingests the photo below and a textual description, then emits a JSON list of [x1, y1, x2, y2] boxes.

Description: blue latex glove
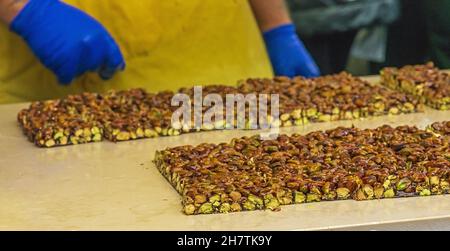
[[263, 24, 320, 78], [10, 0, 125, 85]]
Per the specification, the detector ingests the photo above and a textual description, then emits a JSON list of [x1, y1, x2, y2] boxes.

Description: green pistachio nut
[[279, 195, 293, 205], [219, 203, 231, 213], [309, 163, 322, 173], [402, 102, 415, 112], [136, 128, 144, 138], [323, 191, 337, 201], [70, 136, 79, 145], [92, 133, 102, 142], [265, 195, 281, 210], [302, 117, 310, 124], [396, 178, 412, 191], [322, 182, 331, 194], [64, 128, 71, 136], [336, 187, 350, 199], [59, 136, 68, 145], [344, 111, 353, 120], [310, 186, 322, 196], [91, 126, 100, 135], [212, 201, 221, 208], [331, 114, 340, 121], [318, 114, 332, 122], [84, 135, 92, 142], [53, 131, 64, 140], [438, 104, 448, 110], [199, 203, 214, 214], [291, 109, 302, 119], [383, 188, 395, 198], [332, 107, 340, 115], [176, 183, 182, 193], [388, 107, 399, 115], [83, 128, 92, 137], [112, 129, 120, 136], [388, 175, 397, 180], [306, 108, 318, 118], [144, 129, 158, 138], [248, 194, 264, 208], [45, 139, 56, 147], [264, 146, 279, 153], [116, 131, 131, 141], [373, 102, 385, 112], [168, 128, 180, 136], [293, 191, 306, 204], [419, 189, 431, 196], [294, 119, 303, 126], [363, 184, 374, 199], [209, 194, 221, 203], [75, 129, 83, 137], [282, 120, 293, 127], [306, 193, 321, 203], [243, 200, 256, 211], [382, 180, 391, 189]]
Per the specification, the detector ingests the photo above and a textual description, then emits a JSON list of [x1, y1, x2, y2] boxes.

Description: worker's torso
[[0, 0, 272, 103]]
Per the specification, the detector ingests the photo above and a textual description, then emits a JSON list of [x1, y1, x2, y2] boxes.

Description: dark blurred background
[[287, 0, 450, 75]]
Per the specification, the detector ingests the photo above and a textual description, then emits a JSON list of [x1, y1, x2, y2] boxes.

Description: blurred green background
[[288, 0, 450, 75]]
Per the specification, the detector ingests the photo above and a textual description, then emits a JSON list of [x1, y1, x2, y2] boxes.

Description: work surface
[[1, 76, 449, 230]]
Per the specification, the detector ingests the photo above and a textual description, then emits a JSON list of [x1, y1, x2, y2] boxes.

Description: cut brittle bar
[[380, 62, 450, 110], [154, 122, 450, 215], [17, 98, 104, 147]]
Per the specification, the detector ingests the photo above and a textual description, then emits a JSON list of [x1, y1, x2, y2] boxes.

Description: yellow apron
[[0, 0, 273, 104]]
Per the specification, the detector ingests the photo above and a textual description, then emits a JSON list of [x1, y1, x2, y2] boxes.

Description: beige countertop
[[1, 76, 449, 230]]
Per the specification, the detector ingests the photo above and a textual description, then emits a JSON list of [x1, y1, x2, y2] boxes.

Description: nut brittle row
[[380, 62, 450, 110], [19, 72, 422, 147], [238, 73, 422, 126], [154, 122, 450, 215]]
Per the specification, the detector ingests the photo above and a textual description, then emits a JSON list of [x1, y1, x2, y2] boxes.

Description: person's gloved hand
[[263, 23, 320, 78], [10, 0, 125, 85]]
